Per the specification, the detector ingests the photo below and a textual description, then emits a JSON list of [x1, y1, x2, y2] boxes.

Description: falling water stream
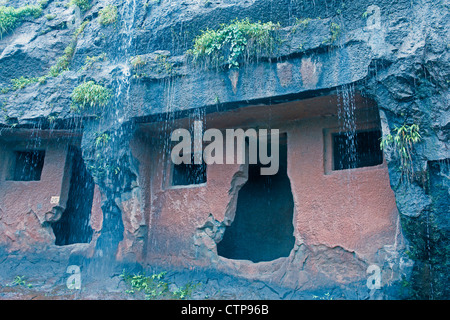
[[335, 82, 359, 220], [114, 0, 137, 123], [336, 83, 357, 171], [84, 0, 140, 263]]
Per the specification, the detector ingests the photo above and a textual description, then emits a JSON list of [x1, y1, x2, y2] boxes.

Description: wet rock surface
[[0, 246, 401, 300], [0, 0, 448, 299]]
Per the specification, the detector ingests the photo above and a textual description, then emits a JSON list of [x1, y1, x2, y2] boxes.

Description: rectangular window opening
[[171, 155, 207, 187], [333, 130, 383, 171], [12, 150, 46, 181]]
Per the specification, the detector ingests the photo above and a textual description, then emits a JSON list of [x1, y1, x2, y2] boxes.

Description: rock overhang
[[0, 0, 395, 126]]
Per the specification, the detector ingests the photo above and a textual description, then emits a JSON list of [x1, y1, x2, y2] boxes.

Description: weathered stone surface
[[0, 0, 448, 299]]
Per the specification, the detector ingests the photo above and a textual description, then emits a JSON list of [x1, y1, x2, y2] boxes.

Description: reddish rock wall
[[0, 94, 405, 289], [0, 130, 102, 253], [131, 94, 405, 288]]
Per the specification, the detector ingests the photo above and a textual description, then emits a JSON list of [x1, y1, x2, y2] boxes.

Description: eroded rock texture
[[0, 0, 448, 299]]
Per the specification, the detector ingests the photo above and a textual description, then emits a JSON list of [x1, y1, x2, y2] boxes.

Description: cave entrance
[[217, 133, 295, 262], [52, 146, 94, 245]]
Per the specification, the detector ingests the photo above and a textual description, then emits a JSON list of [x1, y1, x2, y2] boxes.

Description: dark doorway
[[217, 134, 295, 262], [52, 146, 94, 245]]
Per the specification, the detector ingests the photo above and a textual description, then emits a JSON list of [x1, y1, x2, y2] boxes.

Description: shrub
[[45, 14, 56, 20], [329, 22, 341, 43], [130, 55, 147, 68], [11, 275, 33, 288], [94, 132, 111, 148], [98, 5, 118, 26], [120, 270, 200, 300], [70, 0, 91, 12], [186, 18, 279, 69], [49, 45, 75, 77], [38, 0, 49, 9], [11, 76, 39, 90], [71, 81, 111, 112], [81, 53, 107, 71], [380, 123, 422, 180], [0, 5, 42, 37], [49, 21, 88, 76]]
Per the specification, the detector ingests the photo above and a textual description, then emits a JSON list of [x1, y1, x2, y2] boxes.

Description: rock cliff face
[[0, 0, 448, 299]]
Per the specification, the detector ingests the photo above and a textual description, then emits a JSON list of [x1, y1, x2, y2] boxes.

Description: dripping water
[[425, 210, 434, 299], [335, 83, 361, 235], [336, 83, 357, 181], [113, 0, 138, 123]]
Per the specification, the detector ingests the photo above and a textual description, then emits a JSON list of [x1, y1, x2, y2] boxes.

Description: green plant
[[324, 22, 341, 44], [312, 292, 333, 300], [155, 53, 173, 74], [94, 132, 111, 148], [70, 0, 91, 11], [47, 114, 58, 124], [120, 270, 199, 300], [88, 153, 112, 178], [11, 76, 39, 90], [81, 53, 107, 71], [0, 86, 10, 94], [48, 21, 88, 77], [130, 55, 147, 78], [186, 18, 280, 69], [291, 17, 312, 33], [120, 271, 170, 299], [0, 4, 42, 37], [98, 5, 117, 26], [9, 20, 89, 91], [73, 20, 89, 38], [71, 81, 111, 112], [130, 55, 147, 68], [49, 46, 74, 76], [380, 123, 422, 180], [38, 0, 49, 8], [173, 282, 200, 299], [11, 275, 33, 288]]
